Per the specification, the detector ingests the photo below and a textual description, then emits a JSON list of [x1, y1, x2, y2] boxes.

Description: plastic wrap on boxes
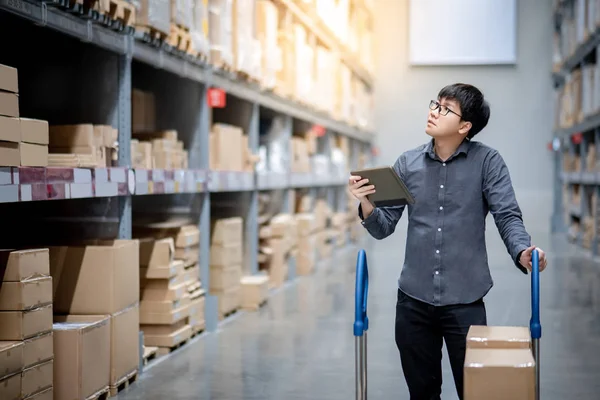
[[232, 0, 254, 74], [191, 0, 210, 55], [209, 0, 234, 67], [172, 0, 193, 28], [133, 0, 171, 34]]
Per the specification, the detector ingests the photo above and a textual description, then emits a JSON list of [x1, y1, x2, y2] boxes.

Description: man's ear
[[458, 121, 472, 136]]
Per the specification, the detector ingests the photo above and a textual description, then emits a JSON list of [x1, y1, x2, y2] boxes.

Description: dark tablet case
[[350, 166, 415, 207]]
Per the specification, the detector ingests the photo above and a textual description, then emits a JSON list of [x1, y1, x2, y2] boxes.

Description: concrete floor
[[118, 222, 600, 400]]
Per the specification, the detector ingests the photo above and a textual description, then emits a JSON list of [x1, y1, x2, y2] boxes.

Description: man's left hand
[[519, 246, 547, 272]]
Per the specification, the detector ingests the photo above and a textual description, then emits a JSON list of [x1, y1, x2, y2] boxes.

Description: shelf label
[[208, 88, 226, 108], [311, 124, 326, 137], [571, 133, 583, 144]]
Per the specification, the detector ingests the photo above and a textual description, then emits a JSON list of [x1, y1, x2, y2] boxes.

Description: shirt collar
[[426, 138, 471, 161]]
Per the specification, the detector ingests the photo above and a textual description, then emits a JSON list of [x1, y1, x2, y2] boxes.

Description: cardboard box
[[210, 244, 243, 267], [0, 92, 18, 117], [20, 142, 48, 167], [0, 249, 49, 282], [140, 296, 190, 314], [463, 348, 535, 400], [0, 64, 18, 93], [23, 387, 52, 400], [142, 323, 192, 348], [0, 116, 19, 143], [139, 238, 174, 268], [23, 333, 53, 369], [0, 141, 19, 166], [141, 281, 188, 302], [20, 119, 49, 145], [210, 217, 243, 245], [0, 305, 53, 341], [49, 124, 96, 148], [188, 296, 205, 332], [0, 277, 52, 311], [21, 359, 52, 398], [466, 325, 532, 349], [140, 302, 190, 325], [53, 316, 110, 400], [140, 260, 184, 280], [240, 275, 268, 310], [0, 372, 20, 400], [0, 341, 23, 379], [210, 265, 242, 292], [50, 240, 139, 314], [209, 123, 244, 171]]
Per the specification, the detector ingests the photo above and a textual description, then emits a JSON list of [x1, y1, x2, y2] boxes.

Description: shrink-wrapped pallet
[[256, 0, 279, 88], [133, 0, 171, 35], [190, 0, 210, 57], [171, 0, 193, 29], [209, 0, 234, 68]]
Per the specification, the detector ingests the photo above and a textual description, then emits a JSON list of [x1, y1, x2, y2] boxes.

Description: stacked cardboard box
[[210, 217, 243, 318], [138, 237, 193, 351], [0, 64, 50, 168], [0, 249, 54, 400], [190, 0, 210, 57], [133, 0, 171, 37], [313, 45, 338, 114], [48, 124, 117, 168], [295, 213, 317, 275], [208, 0, 234, 68], [586, 142, 598, 171], [260, 214, 298, 287], [240, 275, 269, 311], [232, 0, 261, 80], [131, 130, 189, 170], [136, 223, 205, 335], [331, 212, 347, 248], [210, 123, 255, 171], [291, 136, 311, 173], [50, 240, 140, 393], [53, 316, 110, 399], [132, 88, 156, 134], [255, 0, 280, 90], [464, 325, 535, 400]]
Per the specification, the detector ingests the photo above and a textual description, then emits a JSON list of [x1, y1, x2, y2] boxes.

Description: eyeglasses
[[429, 100, 462, 118]]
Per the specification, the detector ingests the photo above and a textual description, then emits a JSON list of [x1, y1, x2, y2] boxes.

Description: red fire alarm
[[207, 88, 226, 108], [571, 132, 583, 144]]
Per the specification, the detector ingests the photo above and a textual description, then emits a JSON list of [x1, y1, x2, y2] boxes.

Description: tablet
[[350, 166, 415, 207]]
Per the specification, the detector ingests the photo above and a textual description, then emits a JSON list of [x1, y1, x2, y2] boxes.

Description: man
[[348, 83, 547, 400]]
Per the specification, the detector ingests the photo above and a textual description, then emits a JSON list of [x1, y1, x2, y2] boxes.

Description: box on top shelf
[[49, 240, 139, 315], [171, 0, 193, 28], [52, 316, 110, 400], [208, 0, 234, 68], [133, 0, 171, 35], [190, 0, 210, 57], [256, 0, 280, 89]]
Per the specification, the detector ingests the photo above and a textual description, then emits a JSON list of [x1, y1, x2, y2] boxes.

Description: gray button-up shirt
[[359, 139, 531, 306]]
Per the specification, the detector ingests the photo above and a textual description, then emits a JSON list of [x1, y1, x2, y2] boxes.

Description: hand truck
[[353, 249, 542, 400]]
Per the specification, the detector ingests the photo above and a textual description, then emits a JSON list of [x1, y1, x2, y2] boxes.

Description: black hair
[[438, 83, 490, 139]]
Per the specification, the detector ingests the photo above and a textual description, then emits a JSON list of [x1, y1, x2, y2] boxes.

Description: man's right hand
[[349, 175, 375, 218]]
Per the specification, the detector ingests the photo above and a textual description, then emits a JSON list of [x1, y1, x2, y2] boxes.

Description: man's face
[[425, 98, 464, 138]]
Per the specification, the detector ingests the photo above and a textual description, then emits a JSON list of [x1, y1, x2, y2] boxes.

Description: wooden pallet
[[86, 386, 110, 400], [167, 24, 193, 54], [109, 369, 138, 397], [156, 338, 189, 356], [135, 25, 169, 48], [242, 299, 268, 312], [236, 70, 260, 84], [218, 308, 239, 321], [97, 0, 136, 30], [143, 346, 158, 366]]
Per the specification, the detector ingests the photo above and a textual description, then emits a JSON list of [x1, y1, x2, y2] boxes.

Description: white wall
[[373, 0, 555, 235]]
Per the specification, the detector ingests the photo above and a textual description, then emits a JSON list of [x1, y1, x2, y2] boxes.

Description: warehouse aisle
[[117, 224, 600, 400]]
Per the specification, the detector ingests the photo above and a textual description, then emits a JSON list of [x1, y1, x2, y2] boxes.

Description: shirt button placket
[[434, 161, 447, 305]]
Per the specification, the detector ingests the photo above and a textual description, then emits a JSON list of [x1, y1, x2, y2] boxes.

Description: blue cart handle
[[353, 249, 369, 337], [530, 249, 542, 340]]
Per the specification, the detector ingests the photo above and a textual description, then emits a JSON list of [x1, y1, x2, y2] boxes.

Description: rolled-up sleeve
[[357, 156, 406, 240], [482, 150, 530, 273]]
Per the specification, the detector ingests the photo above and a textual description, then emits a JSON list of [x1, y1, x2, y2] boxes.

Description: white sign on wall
[[408, 0, 518, 66]]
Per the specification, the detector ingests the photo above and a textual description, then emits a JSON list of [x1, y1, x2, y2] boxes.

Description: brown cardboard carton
[[0, 341, 23, 379], [466, 325, 532, 349], [140, 296, 190, 314], [0, 141, 19, 166], [0, 64, 18, 93], [0, 249, 49, 282], [0, 277, 52, 311], [142, 281, 188, 302], [23, 333, 53, 369], [0, 372, 20, 400], [211, 217, 243, 245], [20, 143, 48, 167], [142, 323, 192, 348], [463, 348, 535, 400], [0, 116, 19, 143], [240, 275, 268, 310], [50, 240, 139, 314], [0, 92, 18, 118], [187, 296, 205, 332], [210, 265, 242, 292], [140, 302, 190, 325], [139, 238, 174, 268], [0, 305, 53, 341], [174, 247, 199, 264], [210, 243, 243, 267], [21, 359, 52, 398], [48, 124, 95, 147], [23, 387, 52, 400], [20, 119, 49, 145], [53, 316, 110, 400], [140, 260, 184, 280]]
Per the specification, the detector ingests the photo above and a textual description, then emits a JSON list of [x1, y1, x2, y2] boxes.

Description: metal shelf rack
[[0, 0, 374, 376]]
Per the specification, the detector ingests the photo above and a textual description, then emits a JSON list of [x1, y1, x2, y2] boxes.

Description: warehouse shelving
[[0, 0, 373, 387]]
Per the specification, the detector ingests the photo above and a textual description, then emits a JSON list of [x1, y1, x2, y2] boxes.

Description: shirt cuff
[[514, 245, 529, 274], [357, 203, 379, 225]]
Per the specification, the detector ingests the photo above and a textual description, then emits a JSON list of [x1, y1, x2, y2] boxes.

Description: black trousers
[[394, 289, 487, 400]]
